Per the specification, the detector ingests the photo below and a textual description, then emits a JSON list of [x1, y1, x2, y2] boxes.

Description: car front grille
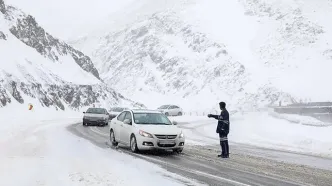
[[154, 135, 177, 139], [85, 117, 105, 121], [157, 143, 176, 147]]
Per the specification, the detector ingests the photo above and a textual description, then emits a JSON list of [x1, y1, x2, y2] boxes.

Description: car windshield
[[86, 108, 105, 114], [158, 105, 169, 109], [111, 107, 125, 112], [133, 113, 172, 125]]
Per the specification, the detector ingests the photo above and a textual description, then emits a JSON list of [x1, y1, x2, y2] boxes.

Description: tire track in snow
[[68, 123, 328, 186]]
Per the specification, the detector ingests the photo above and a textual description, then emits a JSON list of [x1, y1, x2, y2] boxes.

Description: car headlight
[[179, 131, 184, 138], [139, 130, 153, 138]]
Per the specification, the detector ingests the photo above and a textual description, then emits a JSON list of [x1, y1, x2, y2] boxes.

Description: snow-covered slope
[[0, 0, 142, 110], [71, 0, 332, 111]]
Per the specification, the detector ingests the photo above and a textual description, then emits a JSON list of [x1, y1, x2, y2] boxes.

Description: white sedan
[[109, 109, 185, 153]]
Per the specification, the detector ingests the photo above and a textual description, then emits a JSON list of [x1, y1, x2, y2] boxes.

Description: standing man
[[208, 102, 230, 158]]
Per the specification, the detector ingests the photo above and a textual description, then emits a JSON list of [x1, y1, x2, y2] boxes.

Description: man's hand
[[207, 114, 212, 118]]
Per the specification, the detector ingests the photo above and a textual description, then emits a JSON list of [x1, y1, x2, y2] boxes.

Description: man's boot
[[223, 140, 229, 158], [218, 140, 226, 157]]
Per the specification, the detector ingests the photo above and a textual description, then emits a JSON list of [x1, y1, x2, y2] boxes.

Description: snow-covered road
[[69, 122, 332, 186], [0, 109, 203, 186], [1, 108, 332, 186]]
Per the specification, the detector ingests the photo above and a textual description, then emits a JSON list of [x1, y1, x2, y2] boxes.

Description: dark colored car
[[83, 107, 109, 126]]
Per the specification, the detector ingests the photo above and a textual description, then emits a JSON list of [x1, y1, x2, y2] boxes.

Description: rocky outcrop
[[0, 0, 5, 14], [0, 31, 6, 40], [0, 80, 143, 110], [9, 15, 100, 79], [0, 0, 143, 109], [0, 1, 100, 80]]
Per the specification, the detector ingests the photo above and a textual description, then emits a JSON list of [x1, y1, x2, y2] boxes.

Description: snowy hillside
[[0, 0, 141, 110], [71, 0, 332, 111]]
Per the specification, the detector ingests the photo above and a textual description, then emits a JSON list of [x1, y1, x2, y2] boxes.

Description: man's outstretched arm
[[208, 114, 220, 120]]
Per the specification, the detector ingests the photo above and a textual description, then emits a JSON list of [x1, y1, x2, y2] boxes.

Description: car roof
[[130, 109, 162, 114], [87, 107, 105, 109]]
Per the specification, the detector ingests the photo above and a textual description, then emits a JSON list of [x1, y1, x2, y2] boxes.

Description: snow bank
[[176, 112, 332, 157], [268, 111, 332, 127], [0, 106, 203, 186]]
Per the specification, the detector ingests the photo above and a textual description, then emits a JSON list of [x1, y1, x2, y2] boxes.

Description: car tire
[[178, 112, 182, 116], [83, 122, 88, 127], [110, 130, 118, 146], [130, 135, 139, 153]]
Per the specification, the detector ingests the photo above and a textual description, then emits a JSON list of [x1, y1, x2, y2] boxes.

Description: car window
[[158, 105, 169, 109], [86, 108, 106, 114], [117, 112, 126, 121], [124, 111, 132, 122], [173, 106, 179, 109], [169, 105, 175, 109], [133, 113, 172, 125]]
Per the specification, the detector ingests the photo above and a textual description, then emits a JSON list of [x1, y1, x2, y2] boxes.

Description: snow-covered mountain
[[0, 0, 142, 110], [71, 0, 332, 111]]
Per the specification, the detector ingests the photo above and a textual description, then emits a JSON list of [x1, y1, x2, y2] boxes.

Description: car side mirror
[[172, 121, 178, 125], [123, 119, 132, 125]]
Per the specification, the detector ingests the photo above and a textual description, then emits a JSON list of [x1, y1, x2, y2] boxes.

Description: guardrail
[[272, 106, 332, 115], [270, 103, 332, 123]]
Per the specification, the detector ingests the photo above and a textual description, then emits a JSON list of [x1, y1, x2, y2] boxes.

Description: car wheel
[[110, 130, 118, 146], [130, 135, 139, 153], [178, 112, 183, 116], [83, 122, 88, 127], [165, 112, 169, 116]]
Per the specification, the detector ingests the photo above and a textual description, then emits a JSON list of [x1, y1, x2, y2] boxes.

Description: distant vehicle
[[83, 107, 109, 126], [109, 107, 130, 119], [109, 109, 185, 153], [157, 105, 183, 116]]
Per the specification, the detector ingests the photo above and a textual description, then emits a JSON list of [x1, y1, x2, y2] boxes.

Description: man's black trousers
[[219, 133, 229, 156]]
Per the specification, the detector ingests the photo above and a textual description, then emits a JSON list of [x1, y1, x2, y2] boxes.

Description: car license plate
[[159, 140, 175, 144]]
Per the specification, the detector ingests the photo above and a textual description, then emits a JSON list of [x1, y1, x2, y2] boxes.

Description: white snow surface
[[0, 106, 204, 186], [172, 112, 332, 158], [68, 0, 332, 112]]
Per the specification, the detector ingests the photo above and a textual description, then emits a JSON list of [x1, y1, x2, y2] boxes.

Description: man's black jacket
[[209, 109, 230, 135]]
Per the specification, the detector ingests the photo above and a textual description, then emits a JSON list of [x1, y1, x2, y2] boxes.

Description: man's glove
[[207, 114, 212, 118]]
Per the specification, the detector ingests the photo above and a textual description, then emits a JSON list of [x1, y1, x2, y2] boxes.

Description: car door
[[120, 111, 133, 145], [168, 105, 176, 116], [173, 105, 181, 114], [114, 111, 126, 141]]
